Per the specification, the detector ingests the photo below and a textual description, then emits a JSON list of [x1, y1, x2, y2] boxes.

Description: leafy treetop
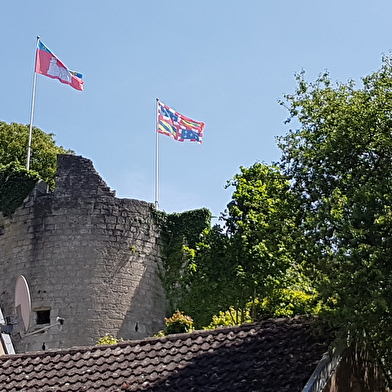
[[0, 121, 70, 189], [278, 56, 392, 371]]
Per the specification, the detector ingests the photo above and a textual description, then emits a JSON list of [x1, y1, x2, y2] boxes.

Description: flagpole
[[27, 36, 40, 171], [155, 98, 159, 208]]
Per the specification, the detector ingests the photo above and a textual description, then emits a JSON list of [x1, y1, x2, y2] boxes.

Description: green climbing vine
[[152, 207, 212, 314], [0, 162, 40, 216]]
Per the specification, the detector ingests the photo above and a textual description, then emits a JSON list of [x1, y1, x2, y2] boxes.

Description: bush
[[203, 288, 322, 329], [0, 162, 40, 215], [204, 307, 252, 329], [96, 334, 123, 345], [155, 311, 194, 336], [256, 289, 321, 320]]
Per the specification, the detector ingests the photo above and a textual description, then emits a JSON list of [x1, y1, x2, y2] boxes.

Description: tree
[[0, 121, 69, 188], [0, 163, 40, 216], [180, 163, 308, 328], [278, 57, 392, 370], [223, 163, 301, 304]]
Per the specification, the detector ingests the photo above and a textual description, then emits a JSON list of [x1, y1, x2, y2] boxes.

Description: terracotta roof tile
[[0, 317, 333, 392]]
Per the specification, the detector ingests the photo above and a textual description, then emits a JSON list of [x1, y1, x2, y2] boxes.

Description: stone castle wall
[[0, 154, 166, 353]]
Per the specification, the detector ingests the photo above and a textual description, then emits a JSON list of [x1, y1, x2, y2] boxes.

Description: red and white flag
[[35, 40, 84, 91]]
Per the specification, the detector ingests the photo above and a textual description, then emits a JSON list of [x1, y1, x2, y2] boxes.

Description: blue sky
[[2, 1, 392, 219]]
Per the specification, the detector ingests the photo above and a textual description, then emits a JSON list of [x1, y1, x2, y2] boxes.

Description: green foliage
[[96, 334, 123, 345], [152, 208, 212, 315], [204, 307, 252, 329], [224, 163, 301, 297], [180, 224, 244, 328], [129, 245, 137, 253], [180, 163, 306, 328], [256, 288, 321, 319], [0, 121, 70, 189], [203, 287, 320, 330], [164, 311, 194, 334], [278, 55, 392, 370], [154, 163, 313, 329], [0, 162, 40, 215], [0, 121, 71, 215], [155, 311, 194, 336], [153, 57, 392, 374]]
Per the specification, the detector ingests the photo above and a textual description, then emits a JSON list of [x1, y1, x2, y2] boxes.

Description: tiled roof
[[0, 317, 333, 392]]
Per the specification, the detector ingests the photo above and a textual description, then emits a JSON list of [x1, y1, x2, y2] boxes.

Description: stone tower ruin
[[0, 154, 166, 353]]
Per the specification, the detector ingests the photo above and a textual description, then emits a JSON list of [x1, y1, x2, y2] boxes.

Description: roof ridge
[[0, 315, 317, 360]]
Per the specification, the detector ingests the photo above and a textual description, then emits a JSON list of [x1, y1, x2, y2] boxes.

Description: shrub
[[155, 311, 194, 336], [256, 289, 321, 320], [96, 334, 123, 345], [204, 306, 252, 329]]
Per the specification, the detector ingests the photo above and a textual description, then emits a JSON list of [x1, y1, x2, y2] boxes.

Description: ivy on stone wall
[[0, 162, 39, 216], [152, 207, 212, 314]]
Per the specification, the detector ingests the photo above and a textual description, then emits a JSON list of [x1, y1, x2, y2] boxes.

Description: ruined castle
[[0, 154, 166, 353]]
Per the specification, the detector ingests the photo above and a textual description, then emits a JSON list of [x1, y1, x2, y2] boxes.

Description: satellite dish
[[1, 275, 63, 346], [14, 275, 32, 333]]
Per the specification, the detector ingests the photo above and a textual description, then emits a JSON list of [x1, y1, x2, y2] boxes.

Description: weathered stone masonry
[[0, 154, 166, 353]]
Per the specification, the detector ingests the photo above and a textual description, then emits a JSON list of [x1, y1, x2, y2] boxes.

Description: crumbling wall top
[[54, 154, 116, 198]]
